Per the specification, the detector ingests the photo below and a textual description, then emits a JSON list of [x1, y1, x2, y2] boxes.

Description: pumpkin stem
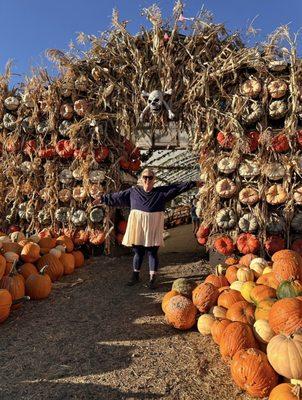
[[292, 385, 301, 398], [9, 260, 19, 276], [40, 265, 48, 275], [12, 295, 30, 305]]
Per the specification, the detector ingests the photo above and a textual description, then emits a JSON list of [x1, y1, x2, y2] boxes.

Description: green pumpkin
[[276, 279, 302, 299], [172, 278, 197, 298]]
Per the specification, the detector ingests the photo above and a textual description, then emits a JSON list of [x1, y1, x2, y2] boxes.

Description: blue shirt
[[101, 181, 197, 213]]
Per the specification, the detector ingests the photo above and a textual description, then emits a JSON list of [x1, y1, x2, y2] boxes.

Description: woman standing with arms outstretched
[[93, 168, 202, 289]]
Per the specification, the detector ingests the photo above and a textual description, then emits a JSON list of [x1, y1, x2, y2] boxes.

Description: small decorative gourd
[[216, 208, 237, 229]]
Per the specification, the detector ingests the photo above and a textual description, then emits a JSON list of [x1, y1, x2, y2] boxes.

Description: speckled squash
[[172, 278, 197, 298], [162, 290, 179, 313], [165, 295, 197, 330]]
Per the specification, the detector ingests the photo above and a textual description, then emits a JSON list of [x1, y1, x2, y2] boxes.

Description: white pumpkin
[[238, 187, 259, 205], [60, 103, 74, 120], [36, 121, 49, 135], [209, 305, 227, 319], [59, 169, 73, 185], [269, 100, 287, 119], [265, 162, 286, 181], [72, 186, 87, 202], [215, 178, 237, 198], [241, 78, 262, 98], [268, 79, 288, 99], [75, 75, 89, 92], [55, 207, 70, 223], [4, 96, 20, 111], [253, 319, 275, 343], [265, 184, 287, 205], [217, 157, 238, 174], [238, 213, 258, 233], [10, 231, 25, 243], [37, 210, 51, 225], [237, 267, 254, 282], [216, 208, 237, 229], [197, 314, 215, 335], [3, 113, 16, 130], [72, 168, 84, 181], [49, 248, 62, 259], [239, 160, 260, 178], [55, 245, 66, 253], [71, 210, 87, 227], [242, 102, 263, 124], [250, 258, 268, 277], [89, 170, 106, 183], [59, 120, 72, 136]]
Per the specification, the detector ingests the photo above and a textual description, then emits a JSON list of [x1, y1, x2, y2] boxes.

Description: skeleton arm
[[163, 100, 175, 120], [139, 104, 151, 122]]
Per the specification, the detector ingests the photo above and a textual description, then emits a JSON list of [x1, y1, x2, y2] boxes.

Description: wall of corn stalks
[[0, 2, 301, 255]]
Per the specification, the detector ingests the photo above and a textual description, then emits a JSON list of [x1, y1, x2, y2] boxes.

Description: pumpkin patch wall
[[0, 3, 300, 256]]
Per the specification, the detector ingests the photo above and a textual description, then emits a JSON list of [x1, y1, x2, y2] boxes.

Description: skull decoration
[[140, 89, 175, 121]]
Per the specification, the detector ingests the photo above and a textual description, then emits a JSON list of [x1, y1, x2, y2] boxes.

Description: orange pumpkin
[[269, 383, 302, 400], [165, 295, 197, 330], [214, 235, 235, 255], [226, 300, 255, 325], [192, 283, 219, 313], [239, 253, 257, 267], [38, 237, 57, 249], [56, 235, 74, 253], [205, 274, 229, 288], [0, 289, 12, 323], [60, 253, 75, 275], [272, 249, 302, 263], [236, 233, 260, 255], [1, 242, 22, 255], [211, 319, 232, 345], [36, 254, 64, 282], [256, 272, 279, 289], [231, 348, 278, 398], [21, 242, 40, 263], [269, 298, 302, 335], [225, 257, 239, 266], [219, 321, 258, 362], [250, 285, 276, 305], [225, 265, 239, 284], [0, 262, 25, 308], [25, 266, 52, 300], [273, 258, 302, 282], [0, 254, 6, 280], [72, 250, 85, 268], [217, 289, 244, 309], [162, 290, 179, 313], [18, 263, 38, 280]]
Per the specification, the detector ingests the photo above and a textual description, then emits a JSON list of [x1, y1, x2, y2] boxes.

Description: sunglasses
[[142, 175, 154, 181]]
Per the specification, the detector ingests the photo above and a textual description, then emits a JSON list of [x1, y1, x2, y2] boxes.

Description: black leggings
[[132, 245, 159, 273]]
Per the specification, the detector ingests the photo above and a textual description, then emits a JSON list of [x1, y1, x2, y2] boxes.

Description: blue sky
[[1, 0, 302, 86]]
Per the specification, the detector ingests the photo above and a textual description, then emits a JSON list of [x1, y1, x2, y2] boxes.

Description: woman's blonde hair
[[137, 168, 156, 186]]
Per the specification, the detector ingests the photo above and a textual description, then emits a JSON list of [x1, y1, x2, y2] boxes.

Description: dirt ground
[[0, 225, 257, 400]]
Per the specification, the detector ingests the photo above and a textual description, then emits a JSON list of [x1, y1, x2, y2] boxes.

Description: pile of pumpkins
[[0, 229, 85, 324], [162, 249, 302, 399]]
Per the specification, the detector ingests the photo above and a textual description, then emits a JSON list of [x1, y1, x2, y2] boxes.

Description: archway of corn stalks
[[0, 2, 301, 256]]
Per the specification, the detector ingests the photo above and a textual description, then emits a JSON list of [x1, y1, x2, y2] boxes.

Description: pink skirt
[[122, 209, 165, 247]]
